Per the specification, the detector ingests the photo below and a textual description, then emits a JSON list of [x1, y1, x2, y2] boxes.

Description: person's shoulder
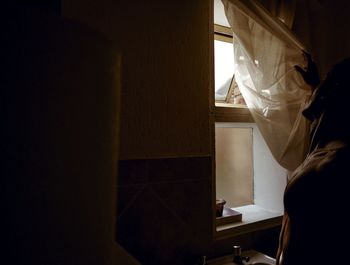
[[307, 141, 349, 173]]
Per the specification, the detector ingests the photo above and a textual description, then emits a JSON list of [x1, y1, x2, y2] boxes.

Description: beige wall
[[63, 0, 211, 159]]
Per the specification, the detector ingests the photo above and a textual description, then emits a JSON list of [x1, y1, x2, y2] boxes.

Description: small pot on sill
[[216, 199, 226, 217]]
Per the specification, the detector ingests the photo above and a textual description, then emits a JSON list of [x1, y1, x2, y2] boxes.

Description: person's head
[[302, 57, 350, 121], [302, 57, 350, 148]]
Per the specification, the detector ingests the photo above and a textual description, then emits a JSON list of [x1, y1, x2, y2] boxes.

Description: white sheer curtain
[[222, 0, 313, 171]]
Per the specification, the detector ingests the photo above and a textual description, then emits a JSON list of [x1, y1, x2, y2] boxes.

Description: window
[[214, 24, 255, 211], [213, 0, 286, 238], [215, 122, 286, 238], [214, 25, 246, 107], [213, 24, 253, 123], [215, 125, 253, 208]]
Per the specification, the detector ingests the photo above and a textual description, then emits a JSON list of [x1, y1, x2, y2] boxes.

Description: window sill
[[213, 105, 254, 123], [215, 204, 283, 240]]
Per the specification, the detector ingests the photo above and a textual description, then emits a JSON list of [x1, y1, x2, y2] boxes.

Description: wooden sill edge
[[214, 205, 283, 240]]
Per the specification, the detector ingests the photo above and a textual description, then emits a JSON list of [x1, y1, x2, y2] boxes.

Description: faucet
[[232, 245, 250, 265], [198, 255, 207, 265]]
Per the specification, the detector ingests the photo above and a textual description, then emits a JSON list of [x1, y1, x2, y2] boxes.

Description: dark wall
[[7, 0, 61, 14], [1, 6, 120, 265]]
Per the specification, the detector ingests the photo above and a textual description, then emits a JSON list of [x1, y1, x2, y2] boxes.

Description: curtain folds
[[222, 0, 312, 171]]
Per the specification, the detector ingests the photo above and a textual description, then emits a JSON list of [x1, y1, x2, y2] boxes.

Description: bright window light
[[214, 40, 235, 101]]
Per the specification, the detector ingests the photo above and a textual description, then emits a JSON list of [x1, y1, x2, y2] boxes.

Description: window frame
[[213, 24, 253, 123], [212, 23, 283, 239], [213, 23, 256, 229]]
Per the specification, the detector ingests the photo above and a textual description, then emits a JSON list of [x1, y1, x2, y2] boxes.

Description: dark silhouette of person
[[276, 54, 350, 265]]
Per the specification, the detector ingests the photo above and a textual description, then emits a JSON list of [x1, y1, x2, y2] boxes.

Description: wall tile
[[118, 160, 149, 187], [151, 179, 212, 240], [117, 156, 213, 265], [117, 185, 145, 219], [117, 185, 198, 265], [148, 156, 211, 183]]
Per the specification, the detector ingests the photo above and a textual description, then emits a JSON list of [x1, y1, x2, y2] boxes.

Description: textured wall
[[63, 0, 214, 264], [63, 0, 211, 159]]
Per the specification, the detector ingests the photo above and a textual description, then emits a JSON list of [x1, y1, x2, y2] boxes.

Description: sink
[[206, 249, 275, 265], [241, 250, 276, 265], [244, 250, 275, 265]]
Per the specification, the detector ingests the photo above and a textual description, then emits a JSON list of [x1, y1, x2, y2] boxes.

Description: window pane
[[215, 126, 254, 207], [214, 39, 235, 102]]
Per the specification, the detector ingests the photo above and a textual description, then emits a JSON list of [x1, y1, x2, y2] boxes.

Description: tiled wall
[[117, 157, 213, 265]]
